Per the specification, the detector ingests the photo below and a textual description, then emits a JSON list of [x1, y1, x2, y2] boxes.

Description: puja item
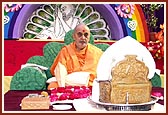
[[41, 91, 49, 97], [99, 55, 152, 104], [21, 93, 50, 110]]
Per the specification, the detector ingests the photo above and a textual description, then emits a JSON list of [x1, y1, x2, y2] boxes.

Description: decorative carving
[[99, 55, 152, 104], [99, 80, 111, 103], [111, 84, 152, 104], [111, 55, 149, 84]]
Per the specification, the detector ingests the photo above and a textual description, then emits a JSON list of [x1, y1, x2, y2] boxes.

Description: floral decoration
[[4, 4, 22, 12], [115, 4, 135, 18], [151, 92, 164, 100], [50, 86, 92, 102], [140, 4, 163, 32], [146, 24, 164, 59]]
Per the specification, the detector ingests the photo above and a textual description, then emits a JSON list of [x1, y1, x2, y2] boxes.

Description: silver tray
[[88, 96, 159, 111]]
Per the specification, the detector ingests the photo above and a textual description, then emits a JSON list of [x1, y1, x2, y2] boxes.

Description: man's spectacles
[[77, 32, 89, 38]]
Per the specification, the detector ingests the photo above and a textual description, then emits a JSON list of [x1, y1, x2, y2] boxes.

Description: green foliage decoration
[[43, 42, 65, 67], [27, 56, 48, 68], [10, 67, 47, 90], [150, 72, 161, 87], [95, 43, 110, 52], [140, 4, 163, 32]]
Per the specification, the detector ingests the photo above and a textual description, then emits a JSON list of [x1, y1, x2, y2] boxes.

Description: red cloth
[[4, 40, 164, 76]]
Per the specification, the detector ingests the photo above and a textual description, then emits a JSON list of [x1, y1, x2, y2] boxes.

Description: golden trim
[[17, 39, 117, 43]]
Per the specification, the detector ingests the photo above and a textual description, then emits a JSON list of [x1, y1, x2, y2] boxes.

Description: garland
[[50, 86, 91, 102]]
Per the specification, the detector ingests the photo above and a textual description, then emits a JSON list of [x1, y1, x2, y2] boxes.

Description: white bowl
[[52, 104, 72, 110]]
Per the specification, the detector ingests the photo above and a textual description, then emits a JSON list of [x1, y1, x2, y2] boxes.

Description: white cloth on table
[[72, 98, 165, 112]]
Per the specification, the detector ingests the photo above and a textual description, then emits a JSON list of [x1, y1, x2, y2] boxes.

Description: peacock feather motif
[[23, 4, 111, 40]]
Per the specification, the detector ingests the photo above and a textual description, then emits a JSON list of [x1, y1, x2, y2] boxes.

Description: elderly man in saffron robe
[[48, 23, 103, 90]]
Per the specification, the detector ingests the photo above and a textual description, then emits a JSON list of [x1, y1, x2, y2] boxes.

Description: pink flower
[[151, 92, 163, 97], [59, 93, 69, 100], [80, 93, 90, 98], [73, 93, 80, 99], [65, 86, 73, 89], [115, 4, 135, 18], [74, 89, 81, 93], [81, 86, 87, 89], [51, 88, 57, 93], [69, 93, 76, 100], [49, 86, 92, 101], [4, 4, 22, 12], [65, 88, 73, 93], [74, 86, 80, 89], [57, 87, 66, 93], [50, 95, 59, 102]]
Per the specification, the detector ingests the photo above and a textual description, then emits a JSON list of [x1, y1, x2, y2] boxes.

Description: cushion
[[65, 72, 90, 86], [46, 72, 90, 87]]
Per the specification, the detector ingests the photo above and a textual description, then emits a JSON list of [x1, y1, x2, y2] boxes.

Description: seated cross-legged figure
[[48, 23, 103, 90]]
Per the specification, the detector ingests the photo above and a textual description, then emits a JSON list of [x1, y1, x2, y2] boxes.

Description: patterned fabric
[[10, 67, 47, 90]]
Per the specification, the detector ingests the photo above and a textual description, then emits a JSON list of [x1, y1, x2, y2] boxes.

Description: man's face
[[60, 4, 74, 21], [73, 25, 90, 50]]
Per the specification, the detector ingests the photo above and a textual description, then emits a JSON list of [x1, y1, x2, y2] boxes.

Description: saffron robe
[[48, 42, 103, 89]]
